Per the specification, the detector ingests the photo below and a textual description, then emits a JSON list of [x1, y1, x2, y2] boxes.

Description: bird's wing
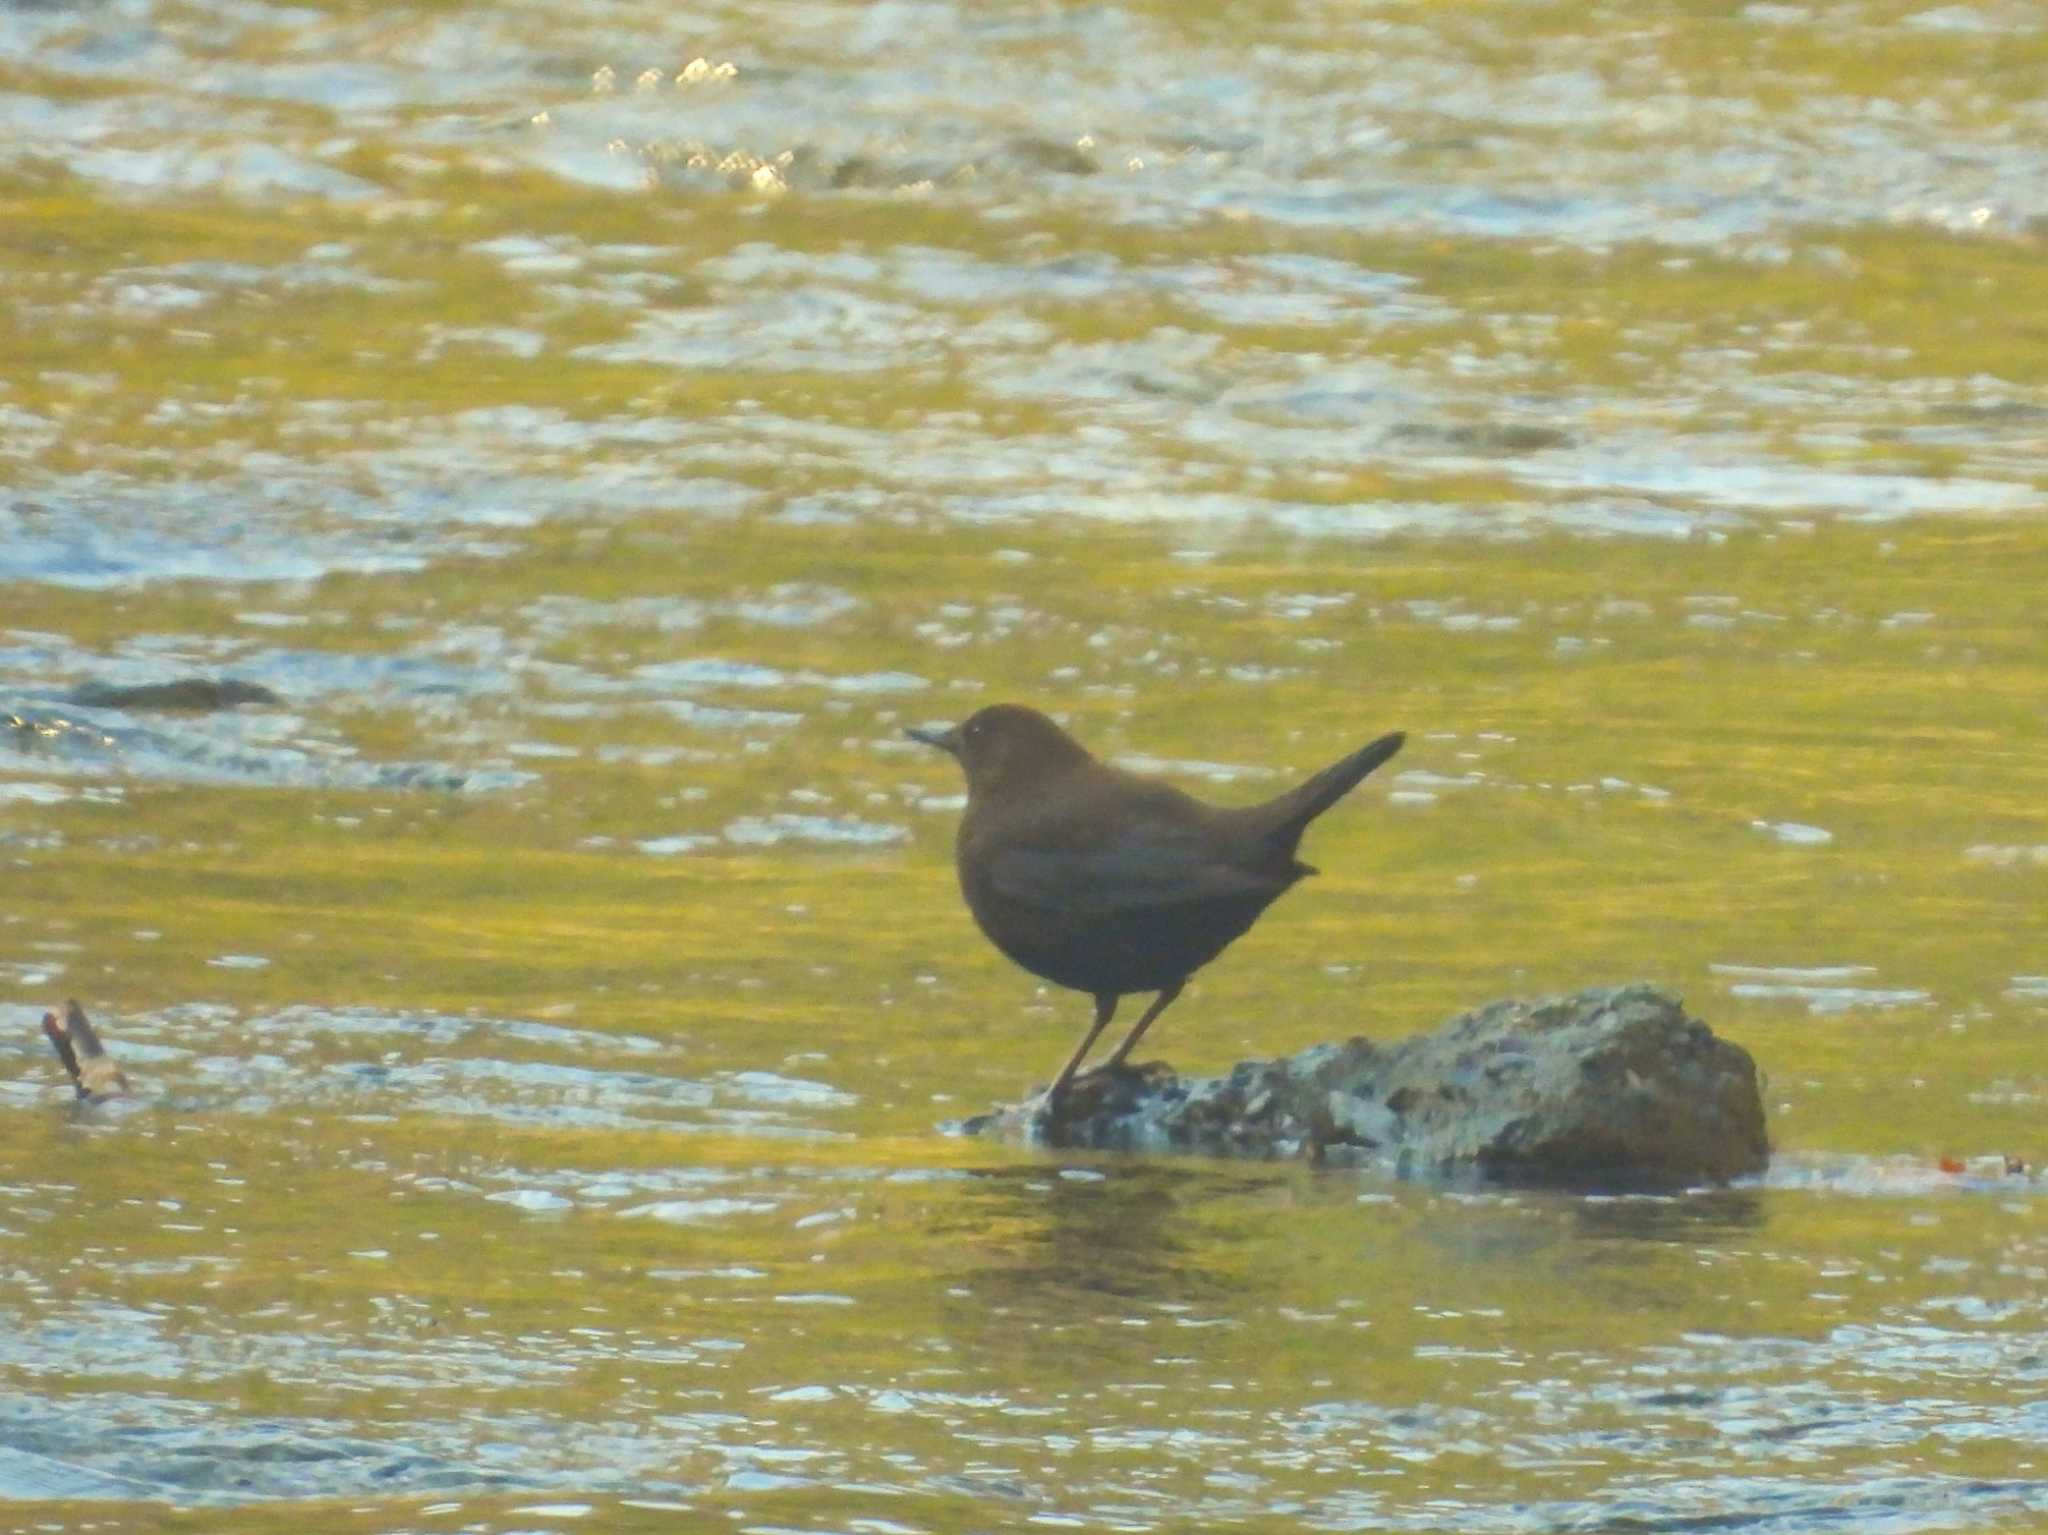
[[984, 833, 1285, 915]]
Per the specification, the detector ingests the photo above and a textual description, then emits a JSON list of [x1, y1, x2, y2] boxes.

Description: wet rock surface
[[962, 983, 1770, 1189]]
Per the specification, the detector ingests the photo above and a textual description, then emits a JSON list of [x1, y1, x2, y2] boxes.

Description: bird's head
[[906, 704, 1092, 797]]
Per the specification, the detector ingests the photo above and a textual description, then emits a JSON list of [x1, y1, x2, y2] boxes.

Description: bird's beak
[[905, 722, 961, 757]]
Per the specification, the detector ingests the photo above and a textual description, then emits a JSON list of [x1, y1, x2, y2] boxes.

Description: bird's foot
[[1037, 1058, 1171, 1110], [1078, 1057, 1173, 1087], [1024, 1060, 1178, 1145]]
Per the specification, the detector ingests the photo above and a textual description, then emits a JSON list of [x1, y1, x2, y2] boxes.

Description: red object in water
[[1938, 1155, 1966, 1175]]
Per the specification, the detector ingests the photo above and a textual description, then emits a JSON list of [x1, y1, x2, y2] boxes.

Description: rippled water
[[3, 0, 2046, 1527]]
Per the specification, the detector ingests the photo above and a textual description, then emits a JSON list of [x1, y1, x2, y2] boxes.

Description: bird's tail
[[1249, 731, 1405, 852]]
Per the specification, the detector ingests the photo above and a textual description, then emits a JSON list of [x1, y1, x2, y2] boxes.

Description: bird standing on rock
[[908, 705, 1405, 1103]]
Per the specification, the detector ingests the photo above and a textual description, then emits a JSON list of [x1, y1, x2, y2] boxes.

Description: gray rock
[[960, 983, 1769, 1190]]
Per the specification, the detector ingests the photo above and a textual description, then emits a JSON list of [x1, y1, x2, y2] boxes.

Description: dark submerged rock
[[1388, 420, 1573, 456], [67, 677, 280, 711], [961, 984, 1769, 1190]]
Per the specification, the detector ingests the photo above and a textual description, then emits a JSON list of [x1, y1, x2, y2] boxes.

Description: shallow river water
[[2, 0, 2046, 1529]]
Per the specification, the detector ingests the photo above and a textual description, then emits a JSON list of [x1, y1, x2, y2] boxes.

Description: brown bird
[[908, 705, 1404, 1101], [42, 999, 132, 1102]]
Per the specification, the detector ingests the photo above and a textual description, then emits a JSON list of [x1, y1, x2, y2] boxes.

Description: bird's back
[[954, 757, 1304, 996]]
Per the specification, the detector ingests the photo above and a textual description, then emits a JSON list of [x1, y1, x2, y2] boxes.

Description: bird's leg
[[1046, 993, 1118, 1100], [1093, 979, 1185, 1075]]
